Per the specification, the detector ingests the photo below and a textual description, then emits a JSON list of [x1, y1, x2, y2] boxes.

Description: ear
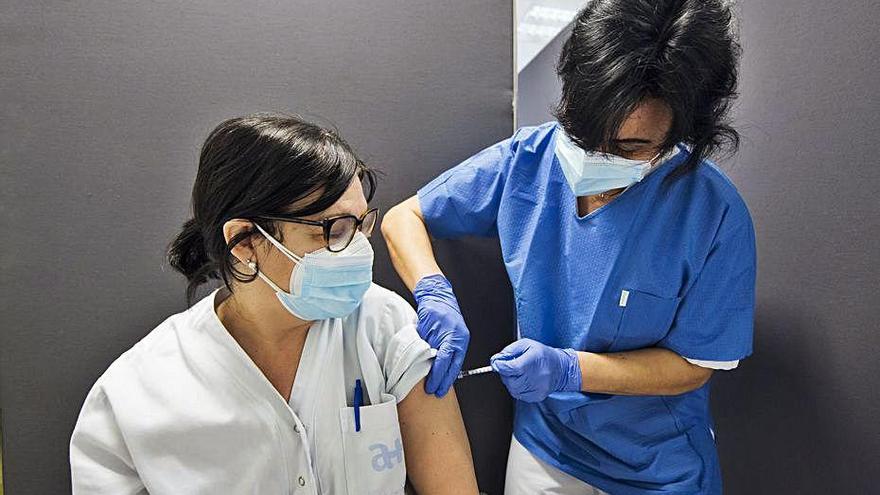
[[223, 219, 258, 266]]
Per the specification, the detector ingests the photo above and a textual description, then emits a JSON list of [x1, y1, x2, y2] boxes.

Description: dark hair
[[167, 113, 376, 304], [555, 0, 741, 177]]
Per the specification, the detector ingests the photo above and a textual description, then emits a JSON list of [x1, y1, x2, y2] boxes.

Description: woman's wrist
[[558, 348, 583, 392]]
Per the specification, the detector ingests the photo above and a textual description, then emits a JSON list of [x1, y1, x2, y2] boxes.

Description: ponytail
[[167, 218, 216, 304]]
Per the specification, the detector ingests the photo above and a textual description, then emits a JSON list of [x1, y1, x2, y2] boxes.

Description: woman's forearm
[[381, 195, 443, 291], [578, 347, 713, 396]]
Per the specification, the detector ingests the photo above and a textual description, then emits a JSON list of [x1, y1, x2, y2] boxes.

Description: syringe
[[457, 365, 495, 380]]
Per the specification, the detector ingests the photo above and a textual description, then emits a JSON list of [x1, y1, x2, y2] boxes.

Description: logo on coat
[[369, 438, 403, 472]]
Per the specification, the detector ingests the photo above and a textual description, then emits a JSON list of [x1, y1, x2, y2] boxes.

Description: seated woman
[[70, 114, 479, 495]]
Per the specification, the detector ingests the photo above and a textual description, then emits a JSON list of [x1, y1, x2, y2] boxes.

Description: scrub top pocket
[[338, 393, 406, 495], [609, 289, 681, 351]]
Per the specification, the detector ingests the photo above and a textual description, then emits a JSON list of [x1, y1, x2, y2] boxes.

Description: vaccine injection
[[457, 365, 495, 380]]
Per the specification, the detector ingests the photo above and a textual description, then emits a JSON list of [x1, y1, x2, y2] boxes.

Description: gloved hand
[[490, 338, 582, 403], [413, 274, 471, 397]]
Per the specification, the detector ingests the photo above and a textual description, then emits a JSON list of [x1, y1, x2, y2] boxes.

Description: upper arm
[[398, 379, 478, 495], [363, 290, 477, 493], [70, 387, 146, 495]]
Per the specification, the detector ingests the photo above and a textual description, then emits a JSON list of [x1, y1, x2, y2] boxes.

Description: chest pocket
[[609, 289, 682, 351], [338, 393, 406, 495]]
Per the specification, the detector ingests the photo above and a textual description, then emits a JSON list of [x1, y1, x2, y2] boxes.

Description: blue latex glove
[[490, 338, 582, 403], [413, 274, 471, 397]]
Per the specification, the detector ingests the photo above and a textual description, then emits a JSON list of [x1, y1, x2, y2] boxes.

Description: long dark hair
[[167, 114, 376, 303], [555, 0, 741, 177]]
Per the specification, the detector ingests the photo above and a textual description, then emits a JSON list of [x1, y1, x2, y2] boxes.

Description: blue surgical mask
[[249, 225, 374, 321], [555, 130, 662, 197]]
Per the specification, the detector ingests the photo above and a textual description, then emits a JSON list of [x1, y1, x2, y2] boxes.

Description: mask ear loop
[[246, 259, 287, 294], [252, 222, 305, 264], [649, 141, 684, 167], [617, 150, 667, 197], [646, 149, 664, 167]]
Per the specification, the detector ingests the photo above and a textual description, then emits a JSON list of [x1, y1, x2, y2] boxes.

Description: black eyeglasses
[[256, 207, 379, 252]]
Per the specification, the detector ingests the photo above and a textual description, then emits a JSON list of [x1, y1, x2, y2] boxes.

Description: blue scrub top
[[418, 122, 756, 494]]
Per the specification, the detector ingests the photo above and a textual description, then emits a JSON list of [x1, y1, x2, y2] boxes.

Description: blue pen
[[353, 379, 363, 432]]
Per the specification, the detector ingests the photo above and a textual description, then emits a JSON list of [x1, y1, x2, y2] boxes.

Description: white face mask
[[555, 131, 663, 197]]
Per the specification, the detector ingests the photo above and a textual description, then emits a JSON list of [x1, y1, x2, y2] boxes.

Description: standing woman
[[70, 114, 479, 494], [383, 1, 755, 494]]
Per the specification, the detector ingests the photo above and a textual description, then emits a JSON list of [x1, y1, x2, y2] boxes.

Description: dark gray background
[[0, 1, 514, 493], [3, 0, 880, 493], [516, 0, 880, 493]]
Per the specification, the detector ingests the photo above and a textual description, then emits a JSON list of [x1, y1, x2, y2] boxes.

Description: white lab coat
[[70, 284, 433, 495]]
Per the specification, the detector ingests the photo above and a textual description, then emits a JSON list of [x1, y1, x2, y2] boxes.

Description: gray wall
[[516, 1, 880, 493], [712, 1, 880, 492], [0, 1, 514, 493]]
